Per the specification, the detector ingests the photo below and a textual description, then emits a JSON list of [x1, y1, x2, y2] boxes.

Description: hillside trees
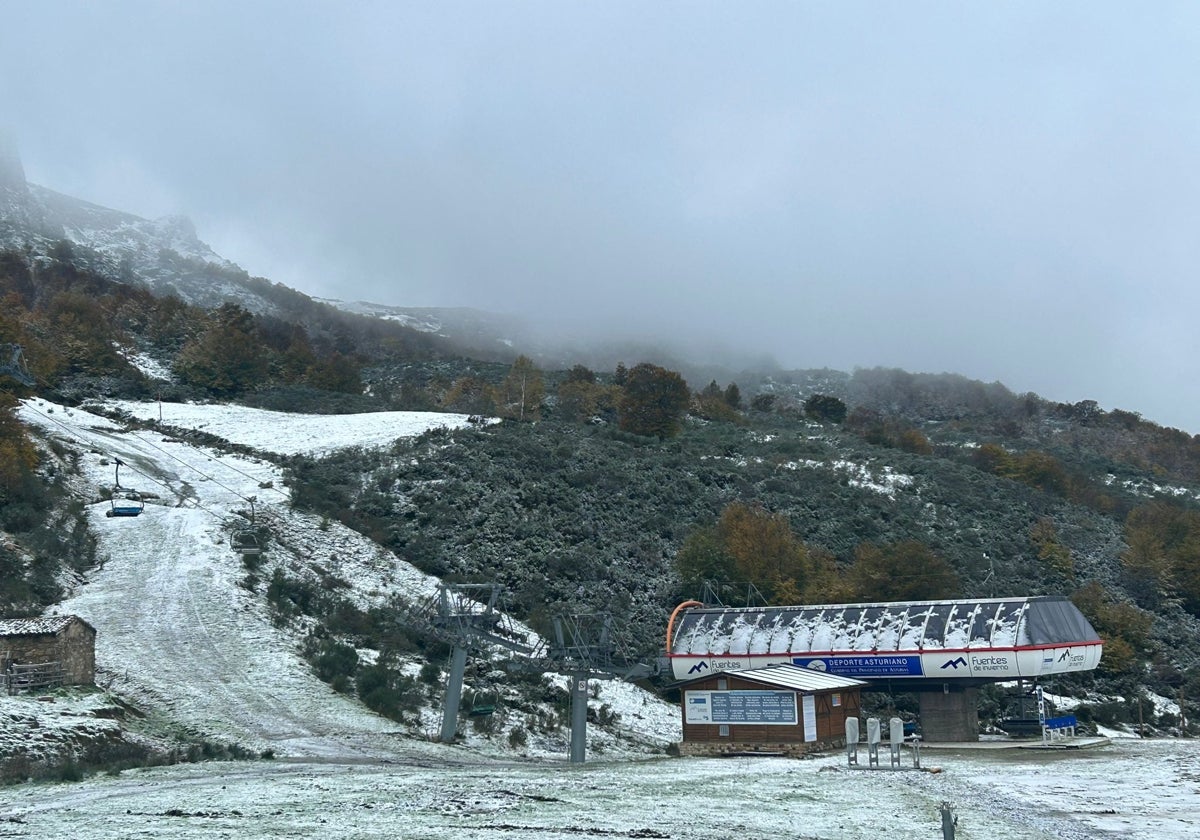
[[556, 365, 618, 423], [618, 363, 690, 438], [695, 380, 742, 423], [846, 540, 960, 602], [676, 502, 959, 606], [804, 394, 847, 424], [0, 391, 38, 508], [495, 355, 544, 421], [1070, 581, 1154, 678], [174, 304, 268, 396], [443, 376, 496, 414], [675, 502, 851, 605], [172, 302, 365, 398], [1122, 501, 1200, 615]]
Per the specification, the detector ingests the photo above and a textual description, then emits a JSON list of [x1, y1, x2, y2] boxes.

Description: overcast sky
[[5, 2, 1200, 432]]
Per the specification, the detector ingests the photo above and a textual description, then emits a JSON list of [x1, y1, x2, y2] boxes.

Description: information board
[[684, 691, 797, 725]]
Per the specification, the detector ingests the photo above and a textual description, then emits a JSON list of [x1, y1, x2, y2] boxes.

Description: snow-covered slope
[[14, 398, 678, 761], [0, 143, 289, 316]]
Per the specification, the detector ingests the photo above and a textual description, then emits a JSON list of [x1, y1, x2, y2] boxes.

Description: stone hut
[[0, 615, 96, 686]]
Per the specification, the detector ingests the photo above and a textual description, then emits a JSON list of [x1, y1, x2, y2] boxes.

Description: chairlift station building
[[668, 596, 1103, 743]]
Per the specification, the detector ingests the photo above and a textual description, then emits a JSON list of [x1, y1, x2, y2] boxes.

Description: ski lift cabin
[[105, 459, 144, 518]]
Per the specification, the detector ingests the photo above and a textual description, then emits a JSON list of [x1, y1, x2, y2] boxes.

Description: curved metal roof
[[670, 596, 1100, 656], [667, 597, 1103, 683]]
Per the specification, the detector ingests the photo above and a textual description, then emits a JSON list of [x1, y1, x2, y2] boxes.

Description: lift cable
[[7, 388, 231, 523]]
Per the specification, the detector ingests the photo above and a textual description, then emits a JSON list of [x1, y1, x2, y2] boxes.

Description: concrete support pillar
[[918, 686, 979, 742], [439, 645, 468, 743], [569, 672, 589, 764]]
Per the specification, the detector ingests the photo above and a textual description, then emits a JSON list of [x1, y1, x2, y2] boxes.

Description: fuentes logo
[[940, 656, 968, 670], [687, 661, 709, 675], [969, 654, 1012, 673]]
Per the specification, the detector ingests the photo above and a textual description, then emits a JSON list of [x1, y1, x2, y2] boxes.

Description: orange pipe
[[666, 600, 704, 654]]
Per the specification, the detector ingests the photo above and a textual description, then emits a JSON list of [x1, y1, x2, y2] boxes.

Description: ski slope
[[12, 399, 535, 759]]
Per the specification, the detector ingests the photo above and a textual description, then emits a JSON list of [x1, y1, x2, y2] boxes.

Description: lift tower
[[406, 583, 530, 743], [524, 613, 651, 764]]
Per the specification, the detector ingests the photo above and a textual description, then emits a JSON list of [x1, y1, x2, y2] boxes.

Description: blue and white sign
[[684, 690, 798, 725], [793, 655, 923, 678]]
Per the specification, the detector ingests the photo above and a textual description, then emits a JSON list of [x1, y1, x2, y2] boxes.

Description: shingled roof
[[0, 615, 92, 637]]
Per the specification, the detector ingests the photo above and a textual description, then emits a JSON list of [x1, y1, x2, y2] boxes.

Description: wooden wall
[[680, 673, 861, 747]]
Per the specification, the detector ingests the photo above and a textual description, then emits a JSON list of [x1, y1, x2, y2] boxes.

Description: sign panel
[[921, 651, 1022, 679], [793, 655, 923, 678], [684, 691, 798, 726], [802, 694, 817, 742]]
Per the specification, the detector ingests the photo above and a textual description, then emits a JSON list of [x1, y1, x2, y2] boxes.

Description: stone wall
[[1, 617, 96, 687]]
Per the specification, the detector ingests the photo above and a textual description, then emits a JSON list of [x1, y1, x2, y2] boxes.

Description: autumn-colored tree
[[1071, 581, 1153, 677], [1030, 518, 1075, 582], [803, 546, 854, 605], [565, 364, 596, 384], [694, 380, 741, 423], [494, 355, 544, 421], [847, 540, 959, 602], [174, 303, 268, 396], [556, 379, 618, 423], [306, 352, 362, 394], [675, 502, 828, 605], [1122, 501, 1200, 614], [972, 443, 1011, 474], [0, 391, 38, 501], [1004, 451, 1070, 496], [443, 376, 495, 415], [617, 362, 689, 438], [717, 502, 809, 600], [43, 291, 129, 375], [896, 429, 933, 455]]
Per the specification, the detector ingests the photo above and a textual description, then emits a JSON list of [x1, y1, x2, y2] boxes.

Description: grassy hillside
[[6, 247, 1200, 732]]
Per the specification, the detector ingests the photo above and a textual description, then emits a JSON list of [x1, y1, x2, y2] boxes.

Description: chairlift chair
[[105, 458, 144, 518], [107, 488, 145, 518], [231, 496, 264, 556], [468, 690, 497, 717], [230, 528, 262, 556]]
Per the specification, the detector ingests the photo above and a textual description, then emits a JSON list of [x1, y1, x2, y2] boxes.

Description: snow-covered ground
[[101, 399, 486, 457], [2, 738, 1199, 839]]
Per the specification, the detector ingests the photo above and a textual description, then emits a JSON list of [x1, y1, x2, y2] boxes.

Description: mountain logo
[[1058, 649, 1071, 662], [688, 661, 709, 675], [940, 656, 968, 670]]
